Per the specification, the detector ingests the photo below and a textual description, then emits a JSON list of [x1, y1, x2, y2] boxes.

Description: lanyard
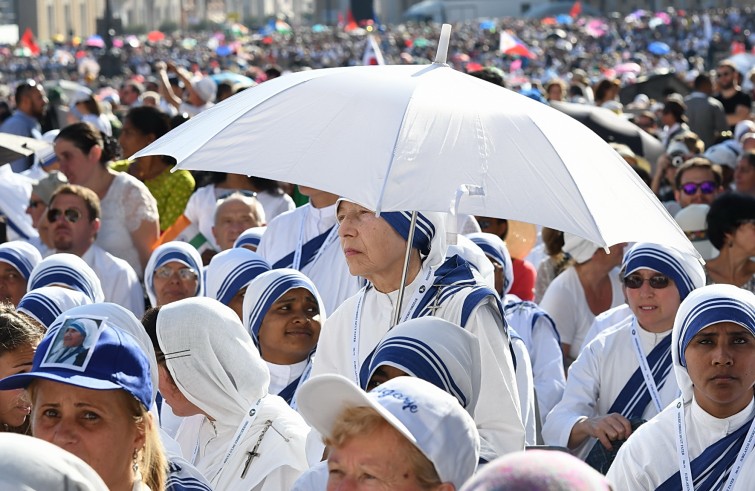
[[350, 266, 434, 383], [675, 399, 755, 491], [192, 397, 265, 482], [629, 320, 664, 414], [293, 207, 339, 271], [289, 360, 313, 411]]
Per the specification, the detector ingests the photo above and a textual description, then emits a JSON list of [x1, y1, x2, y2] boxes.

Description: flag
[[499, 31, 536, 59], [570, 0, 582, 18], [156, 215, 209, 252], [345, 9, 358, 32], [362, 35, 385, 65], [20, 28, 40, 56]]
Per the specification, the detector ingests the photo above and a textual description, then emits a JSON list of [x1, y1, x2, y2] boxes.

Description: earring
[[132, 449, 143, 491]]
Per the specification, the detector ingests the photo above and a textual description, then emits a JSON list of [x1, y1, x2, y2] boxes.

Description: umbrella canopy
[[85, 35, 105, 48], [0, 133, 50, 163], [550, 101, 664, 164], [147, 30, 165, 43], [618, 72, 689, 105], [134, 27, 695, 258], [648, 41, 670, 55], [210, 72, 256, 86]]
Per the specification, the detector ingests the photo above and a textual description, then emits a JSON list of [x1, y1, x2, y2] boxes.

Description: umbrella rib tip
[[434, 24, 452, 64]]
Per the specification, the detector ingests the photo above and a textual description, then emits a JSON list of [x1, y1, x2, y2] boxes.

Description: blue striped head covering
[[0, 241, 42, 280], [622, 242, 705, 301], [27, 254, 104, 303], [466, 232, 514, 295], [233, 226, 266, 250], [144, 241, 204, 308], [367, 317, 482, 414], [205, 248, 271, 306], [672, 285, 755, 402], [242, 268, 326, 348], [380, 211, 436, 256], [17, 286, 92, 328]]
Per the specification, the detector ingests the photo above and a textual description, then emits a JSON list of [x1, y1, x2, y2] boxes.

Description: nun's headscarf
[[622, 242, 705, 301], [17, 286, 92, 328], [467, 232, 514, 295], [367, 317, 482, 414], [672, 285, 755, 402], [242, 268, 326, 348], [562, 233, 600, 264], [144, 241, 204, 308], [0, 433, 108, 491], [27, 254, 104, 303], [0, 240, 43, 280], [47, 303, 160, 405], [157, 297, 270, 425], [233, 226, 266, 250], [205, 248, 271, 305]]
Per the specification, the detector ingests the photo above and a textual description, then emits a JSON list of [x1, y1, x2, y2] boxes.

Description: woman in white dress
[[608, 284, 755, 490]]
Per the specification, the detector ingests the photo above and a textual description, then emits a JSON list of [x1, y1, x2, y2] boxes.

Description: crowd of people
[[0, 5, 754, 491]]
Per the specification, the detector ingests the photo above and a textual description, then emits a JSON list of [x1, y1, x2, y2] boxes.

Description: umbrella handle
[[434, 24, 451, 64], [391, 211, 418, 327]]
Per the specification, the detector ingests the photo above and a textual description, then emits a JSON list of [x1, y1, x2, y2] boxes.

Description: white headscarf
[[233, 226, 267, 250], [144, 241, 204, 308], [622, 242, 705, 301], [672, 284, 755, 402], [367, 317, 482, 414], [242, 268, 327, 348], [27, 253, 104, 303], [562, 233, 600, 264], [466, 232, 514, 295], [0, 433, 108, 491], [0, 240, 43, 280], [156, 297, 270, 424], [17, 286, 92, 328], [205, 248, 270, 306]]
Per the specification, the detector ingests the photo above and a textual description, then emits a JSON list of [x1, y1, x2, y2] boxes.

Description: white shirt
[[310, 260, 525, 456], [81, 244, 145, 318], [542, 320, 679, 459], [539, 266, 624, 361], [608, 398, 755, 490], [257, 203, 362, 315], [510, 333, 538, 446], [581, 303, 633, 351], [267, 359, 307, 396]]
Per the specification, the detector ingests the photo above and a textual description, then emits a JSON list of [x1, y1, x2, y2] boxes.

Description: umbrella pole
[[390, 211, 418, 327]]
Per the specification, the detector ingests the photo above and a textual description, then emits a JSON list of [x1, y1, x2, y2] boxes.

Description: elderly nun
[[608, 285, 755, 489], [27, 253, 104, 303], [205, 248, 270, 320], [311, 201, 524, 456], [468, 232, 566, 427], [147, 297, 311, 491], [0, 241, 43, 306], [543, 242, 706, 468], [242, 268, 325, 406], [144, 241, 204, 308], [17, 286, 92, 328]]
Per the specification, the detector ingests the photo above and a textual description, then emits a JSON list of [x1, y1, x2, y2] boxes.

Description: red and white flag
[[363, 35, 385, 65]]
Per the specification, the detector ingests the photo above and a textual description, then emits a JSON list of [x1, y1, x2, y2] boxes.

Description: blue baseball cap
[[0, 316, 152, 409]]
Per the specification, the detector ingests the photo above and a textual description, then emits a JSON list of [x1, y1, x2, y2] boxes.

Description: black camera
[[670, 153, 685, 167]]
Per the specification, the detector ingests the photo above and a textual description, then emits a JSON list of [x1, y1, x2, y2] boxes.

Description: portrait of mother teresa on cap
[[608, 285, 755, 490], [44, 317, 100, 367], [310, 199, 525, 456]]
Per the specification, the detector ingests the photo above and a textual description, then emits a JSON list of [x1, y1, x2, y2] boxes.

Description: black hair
[[707, 192, 755, 250], [141, 307, 163, 362], [14, 80, 40, 106], [55, 122, 119, 163], [0, 302, 45, 357], [126, 106, 171, 139]]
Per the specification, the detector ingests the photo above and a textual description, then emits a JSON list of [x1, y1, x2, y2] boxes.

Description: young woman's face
[[258, 288, 321, 365], [0, 343, 36, 427], [54, 138, 99, 185], [685, 322, 755, 418], [31, 381, 144, 489]]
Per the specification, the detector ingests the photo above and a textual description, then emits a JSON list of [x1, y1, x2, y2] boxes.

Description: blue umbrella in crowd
[[648, 41, 670, 56]]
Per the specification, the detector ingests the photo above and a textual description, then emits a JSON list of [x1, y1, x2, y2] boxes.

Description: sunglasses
[[154, 265, 198, 281], [680, 181, 717, 196], [47, 208, 82, 224], [623, 274, 671, 289]]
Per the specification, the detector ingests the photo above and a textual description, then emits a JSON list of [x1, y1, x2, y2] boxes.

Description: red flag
[[569, 0, 582, 18], [345, 9, 358, 32], [20, 28, 40, 56]]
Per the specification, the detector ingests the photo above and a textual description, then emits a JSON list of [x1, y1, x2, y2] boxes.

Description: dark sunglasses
[[680, 181, 717, 196], [47, 208, 82, 224], [623, 274, 671, 289]]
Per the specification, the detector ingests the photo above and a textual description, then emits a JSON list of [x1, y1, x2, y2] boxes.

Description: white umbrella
[[134, 25, 696, 259]]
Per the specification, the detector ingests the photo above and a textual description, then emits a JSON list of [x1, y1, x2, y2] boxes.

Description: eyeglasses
[[680, 181, 717, 196], [623, 274, 671, 289], [28, 199, 45, 209], [154, 265, 198, 281], [47, 208, 82, 223]]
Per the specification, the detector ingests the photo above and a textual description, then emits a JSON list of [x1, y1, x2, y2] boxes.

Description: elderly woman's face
[[31, 381, 144, 489], [62, 327, 85, 347], [337, 201, 409, 290], [327, 423, 431, 490], [0, 343, 35, 427], [684, 322, 755, 418], [153, 261, 199, 306]]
